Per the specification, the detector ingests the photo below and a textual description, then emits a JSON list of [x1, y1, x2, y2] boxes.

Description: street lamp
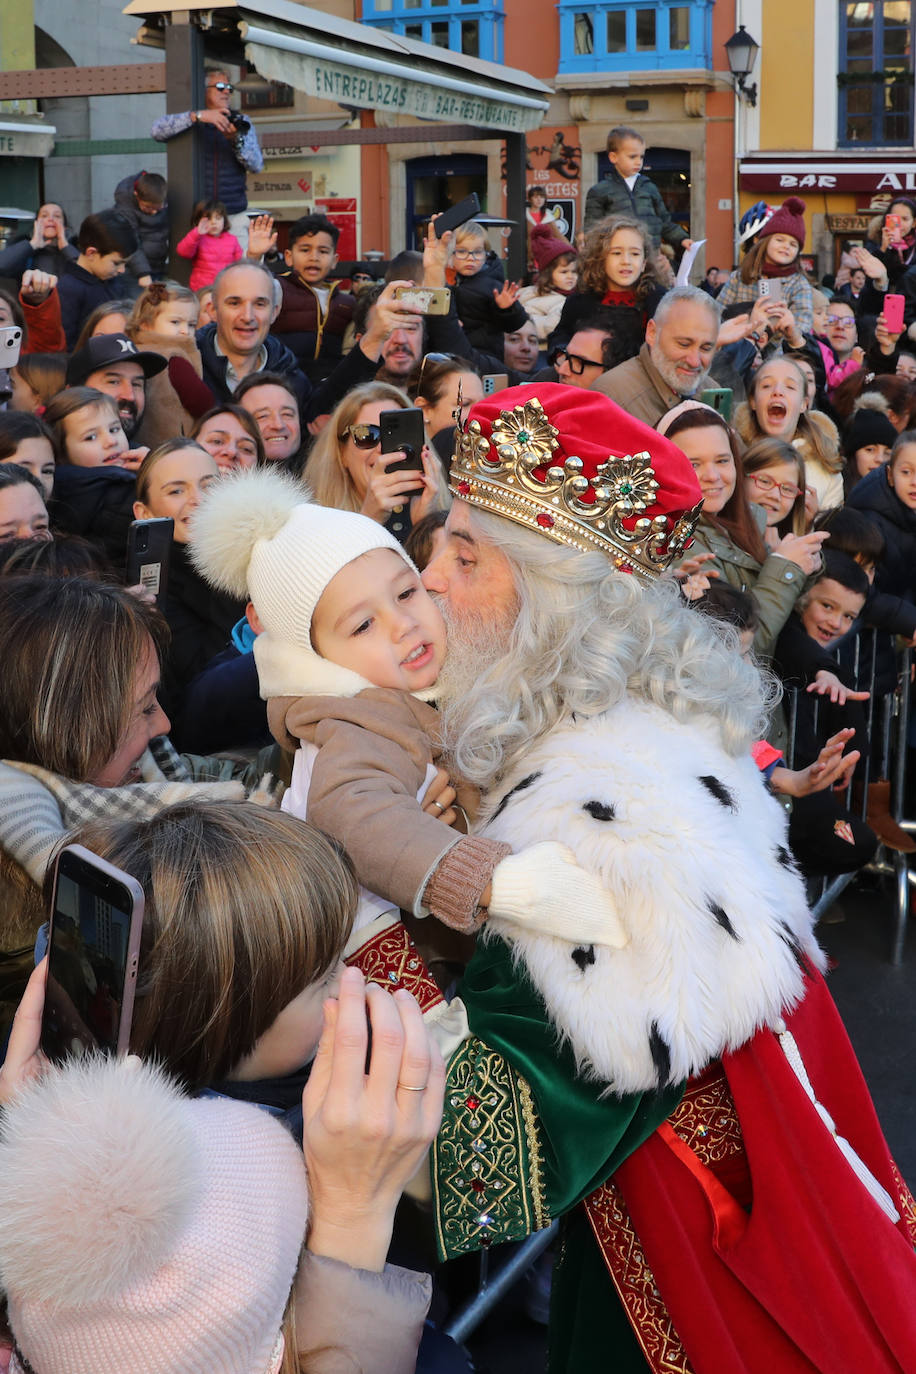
[[725, 24, 759, 108]]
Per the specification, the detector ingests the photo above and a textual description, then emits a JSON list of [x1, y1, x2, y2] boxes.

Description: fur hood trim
[[481, 697, 824, 1096]]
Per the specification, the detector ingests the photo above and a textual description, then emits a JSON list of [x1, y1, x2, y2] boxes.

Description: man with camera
[[152, 69, 263, 252]]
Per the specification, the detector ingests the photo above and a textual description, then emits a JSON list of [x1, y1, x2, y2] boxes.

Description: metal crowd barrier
[[786, 633, 913, 965]]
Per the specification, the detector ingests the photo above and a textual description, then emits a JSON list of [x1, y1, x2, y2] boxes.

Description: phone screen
[[41, 848, 143, 1063]]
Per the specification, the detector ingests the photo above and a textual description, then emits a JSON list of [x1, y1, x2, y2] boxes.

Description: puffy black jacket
[[274, 274, 355, 381], [48, 464, 136, 572], [583, 168, 688, 248], [452, 251, 528, 354]]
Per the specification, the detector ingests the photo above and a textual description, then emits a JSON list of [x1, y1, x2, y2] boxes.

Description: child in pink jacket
[[176, 198, 242, 291]]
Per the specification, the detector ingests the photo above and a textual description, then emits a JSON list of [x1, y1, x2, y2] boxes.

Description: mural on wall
[[501, 126, 582, 243]]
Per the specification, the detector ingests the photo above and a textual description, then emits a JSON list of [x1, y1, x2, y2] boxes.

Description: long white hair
[[439, 507, 777, 790]]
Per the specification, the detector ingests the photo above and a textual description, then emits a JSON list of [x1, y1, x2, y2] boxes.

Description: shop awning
[[124, 0, 551, 132], [0, 120, 56, 158]]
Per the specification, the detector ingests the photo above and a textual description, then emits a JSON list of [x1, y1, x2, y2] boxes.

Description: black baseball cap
[[66, 333, 167, 387]]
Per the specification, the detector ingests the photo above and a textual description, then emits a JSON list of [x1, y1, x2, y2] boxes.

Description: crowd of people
[[2, 108, 916, 1373]]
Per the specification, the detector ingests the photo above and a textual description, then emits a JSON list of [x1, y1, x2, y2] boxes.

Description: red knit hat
[[450, 382, 702, 581], [757, 196, 807, 250], [530, 222, 576, 273]]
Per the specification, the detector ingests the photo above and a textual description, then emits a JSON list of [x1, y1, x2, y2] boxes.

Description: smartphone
[[482, 373, 510, 395], [886, 213, 902, 234], [757, 278, 783, 303], [41, 845, 144, 1064], [391, 285, 451, 315], [380, 407, 426, 492], [699, 387, 734, 423], [0, 324, 23, 371], [125, 517, 173, 605], [434, 192, 481, 239], [884, 293, 905, 335]]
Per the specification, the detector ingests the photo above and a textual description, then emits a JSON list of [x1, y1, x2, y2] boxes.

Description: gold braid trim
[[518, 1074, 548, 1231], [432, 1035, 550, 1260]]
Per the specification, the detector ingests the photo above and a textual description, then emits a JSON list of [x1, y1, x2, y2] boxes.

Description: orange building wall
[[504, 0, 559, 80]]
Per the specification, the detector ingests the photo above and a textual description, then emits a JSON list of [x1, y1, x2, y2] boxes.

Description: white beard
[[432, 596, 515, 709]]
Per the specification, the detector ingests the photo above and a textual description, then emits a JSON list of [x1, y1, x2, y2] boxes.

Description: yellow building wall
[[758, 0, 814, 151]]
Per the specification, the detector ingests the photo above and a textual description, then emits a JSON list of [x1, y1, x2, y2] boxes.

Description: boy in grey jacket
[[584, 126, 692, 251]]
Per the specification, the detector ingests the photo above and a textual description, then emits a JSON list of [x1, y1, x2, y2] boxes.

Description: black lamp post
[[725, 24, 759, 108]]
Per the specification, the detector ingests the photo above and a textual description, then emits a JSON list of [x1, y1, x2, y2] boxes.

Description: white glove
[[488, 841, 628, 949]]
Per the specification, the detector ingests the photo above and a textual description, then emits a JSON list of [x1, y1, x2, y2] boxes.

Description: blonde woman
[[306, 380, 448, 543]]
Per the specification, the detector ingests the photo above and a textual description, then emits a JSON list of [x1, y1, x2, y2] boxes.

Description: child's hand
[[492, 280, 521, 310], [671, 550, 720, 585], [247, 214, 277, 259], [421, 766, 457, 826], [197, 219, 210, 236], [807, 671, 870, 706], [119, 446, 150, 472], [771, 728, 860, 798], [851, 244, 888, 284]]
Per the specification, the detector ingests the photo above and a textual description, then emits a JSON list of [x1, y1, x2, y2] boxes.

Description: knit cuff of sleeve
[[421, 835, 513, 934]]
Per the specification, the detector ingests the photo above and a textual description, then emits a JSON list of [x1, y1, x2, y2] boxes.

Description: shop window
[[838, 1, 914, 146], [558, 0, 711, 74], [360, 0, 504, 62]]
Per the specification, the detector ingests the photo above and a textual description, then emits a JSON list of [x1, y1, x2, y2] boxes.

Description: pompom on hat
[[449, 382, 703, 581], [530, 221, 576, 273], [0, 1055, 308, 1374], [757, 196, 807, 251], [189, 467, 423, 699]]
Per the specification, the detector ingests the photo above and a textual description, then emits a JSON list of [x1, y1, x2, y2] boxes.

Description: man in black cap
[[65, 334, 166, 440]]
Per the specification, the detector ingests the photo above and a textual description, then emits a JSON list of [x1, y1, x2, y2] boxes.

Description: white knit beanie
[[0, 1055, 309, 1374], [189, 467, 418, 698]]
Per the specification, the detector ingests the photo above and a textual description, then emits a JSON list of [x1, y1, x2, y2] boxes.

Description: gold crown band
[[449, 396, 702, 581]]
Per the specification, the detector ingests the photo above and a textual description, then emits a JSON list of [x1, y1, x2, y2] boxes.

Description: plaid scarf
[[0, 737, 261, 887]]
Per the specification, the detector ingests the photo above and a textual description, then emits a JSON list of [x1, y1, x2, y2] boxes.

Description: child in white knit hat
[[191, 467, 626, 951]]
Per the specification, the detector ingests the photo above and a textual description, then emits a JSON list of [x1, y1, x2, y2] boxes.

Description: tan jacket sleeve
[[294, 1252, 431, 1374]]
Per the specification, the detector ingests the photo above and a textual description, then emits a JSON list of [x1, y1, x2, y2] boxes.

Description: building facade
[[739, 0, 916, 278]]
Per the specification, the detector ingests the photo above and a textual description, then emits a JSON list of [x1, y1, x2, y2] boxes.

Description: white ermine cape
[[480, 696, 825, 1095]]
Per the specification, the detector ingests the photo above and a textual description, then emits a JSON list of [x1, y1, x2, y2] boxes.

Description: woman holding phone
[[305, 381, 448, 543]]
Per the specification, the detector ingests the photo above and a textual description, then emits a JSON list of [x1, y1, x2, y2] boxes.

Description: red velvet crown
[[450, 383, 703, 580]]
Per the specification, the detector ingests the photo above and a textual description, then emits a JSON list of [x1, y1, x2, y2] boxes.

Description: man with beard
[[64, 334, 166, 440], [408, 382, 916, 1373], [593, 283, 719, 426]]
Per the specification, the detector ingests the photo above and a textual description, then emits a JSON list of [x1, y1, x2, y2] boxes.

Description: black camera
[[227, 110, 251, 135]]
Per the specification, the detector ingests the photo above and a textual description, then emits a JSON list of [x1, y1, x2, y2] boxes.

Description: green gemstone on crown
[[516, 430, 530, 442], [619, 482, 632, 494]]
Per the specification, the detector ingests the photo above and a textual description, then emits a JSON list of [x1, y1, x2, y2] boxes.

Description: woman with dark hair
[[191, 401, 265, 472], [662, 402, 827, 655], [0, 411, 56, 498]]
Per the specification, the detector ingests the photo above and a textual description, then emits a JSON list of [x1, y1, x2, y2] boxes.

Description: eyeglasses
[[453, 248, 486, 261], [826, 315, 855, 327], [208, 81, 234, 93], [339, 422, 381, 449], [549, 347, 604, 375], [749, 472, 801, 499]]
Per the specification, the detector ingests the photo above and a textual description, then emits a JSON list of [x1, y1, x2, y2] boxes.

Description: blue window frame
[[557, 0, 711, 75], [360, 0, 504, 63], [838, 1, 914, 146]]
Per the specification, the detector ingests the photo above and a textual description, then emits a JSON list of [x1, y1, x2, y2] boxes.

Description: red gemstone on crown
[[536, 512, 555, 528], [466, 1095, 480, 1110], [471, 1180, 486, 1193], [457, 480, 471, 495]]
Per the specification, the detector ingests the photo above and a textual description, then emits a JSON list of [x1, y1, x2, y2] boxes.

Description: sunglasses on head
[[340, 422, 381, 449], [209, 81, 234, 92]]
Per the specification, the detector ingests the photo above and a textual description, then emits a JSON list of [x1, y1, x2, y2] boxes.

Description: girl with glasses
[[742, 435, 809, 547]]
